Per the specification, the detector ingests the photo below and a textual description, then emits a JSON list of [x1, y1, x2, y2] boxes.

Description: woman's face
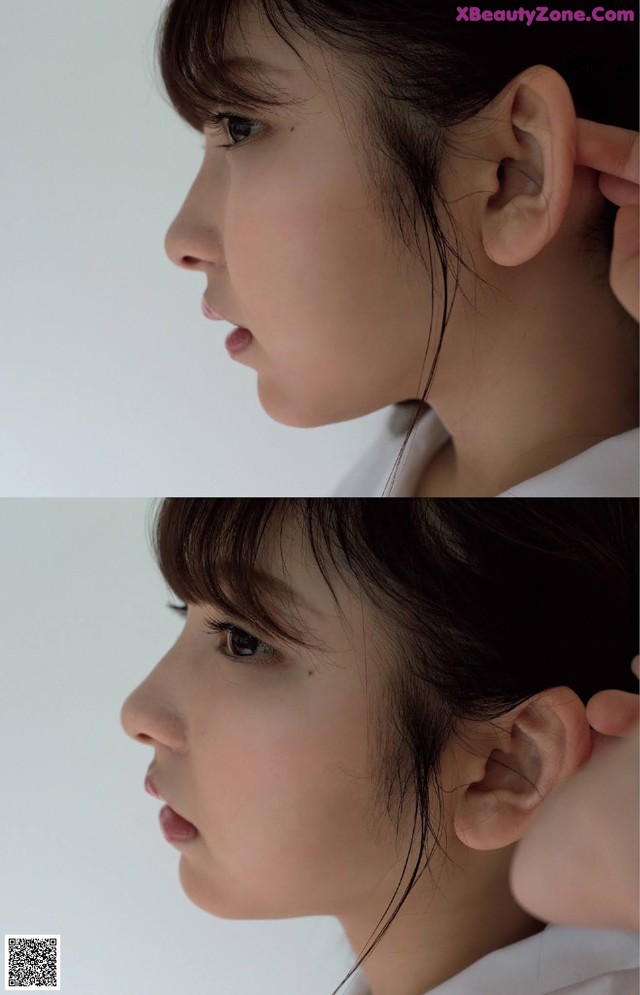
[[120, 521, 410, 921], [163, 5, 442, 428], [120, 515, 546, 993]]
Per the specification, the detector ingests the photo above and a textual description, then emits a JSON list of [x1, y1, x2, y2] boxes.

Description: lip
[[159, 804, 199, 844], [145, 772, 198, 839], [225, 327, 254, 358], [202, 296, 235, 322], [144, 772, 164, 801]]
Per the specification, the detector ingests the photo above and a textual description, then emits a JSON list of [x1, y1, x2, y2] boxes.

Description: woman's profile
[[160, 1, 638, 497], [120, 497, 639, 995]]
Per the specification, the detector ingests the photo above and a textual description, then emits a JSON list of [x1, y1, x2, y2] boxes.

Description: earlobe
[[452, 686, 592, 852], [480, 65, 577, 268]]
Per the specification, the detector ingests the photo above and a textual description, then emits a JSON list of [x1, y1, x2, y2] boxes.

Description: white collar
[[344, 924, 639, 995], [385, 405, 639, 497]]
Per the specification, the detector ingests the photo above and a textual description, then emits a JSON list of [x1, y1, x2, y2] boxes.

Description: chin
[[257, 379, 366, 428], [178, 858, 265, 920], [178, 859, 300, 921], [257, 381, 338, 428]]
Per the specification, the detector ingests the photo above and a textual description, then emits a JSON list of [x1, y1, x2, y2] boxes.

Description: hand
[[575, 119, 639, 321], [587, 654, 639, 758], [509, 655, 639, 933]]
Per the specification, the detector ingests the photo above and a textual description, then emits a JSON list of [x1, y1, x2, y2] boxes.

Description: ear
[[476, 65, 577, 267], [453, 686, 593, 851]]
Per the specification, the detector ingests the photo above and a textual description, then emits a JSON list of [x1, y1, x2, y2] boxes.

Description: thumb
[[586, 687, 640, 737]]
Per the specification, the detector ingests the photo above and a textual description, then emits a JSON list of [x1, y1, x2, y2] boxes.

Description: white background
[[0, 500, 360, 994], [0, 1, 388, 497]]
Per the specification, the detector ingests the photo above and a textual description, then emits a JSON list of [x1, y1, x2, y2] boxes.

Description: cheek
[[247, 223, 419, 427], [226, 161, 427, 423], [229, 158, 415, 355], [194, 699, 391, 913], [211, 718, 365, 839]]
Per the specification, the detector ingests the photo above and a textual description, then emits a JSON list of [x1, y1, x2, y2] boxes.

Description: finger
[[599, 171, 640, 207], [632, 656, 640, 680], [586, 688, 640, 736], [575, 118, 640, 185], [609, 204, 639, 321]]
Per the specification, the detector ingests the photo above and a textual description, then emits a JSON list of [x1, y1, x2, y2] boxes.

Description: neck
[[416, 237, 638, 497], [337, 844, 546, 995]]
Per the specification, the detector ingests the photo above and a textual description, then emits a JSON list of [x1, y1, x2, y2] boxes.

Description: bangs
[[151, 498, 339, 646], [150, 498, 475, 653], [156, 0, 310, 132]]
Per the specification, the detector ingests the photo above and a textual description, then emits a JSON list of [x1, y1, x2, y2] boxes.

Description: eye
[[167, 603, 278, 663], [205, 618, 277, 662], [204, 112, 265, 149], [224, 625, 271, 657]]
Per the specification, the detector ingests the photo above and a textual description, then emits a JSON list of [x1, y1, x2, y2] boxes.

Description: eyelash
[[168, 602, 278, 663], [202, 111, 265, 149]]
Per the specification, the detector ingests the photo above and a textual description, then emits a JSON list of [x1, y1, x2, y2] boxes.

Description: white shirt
[[343, 923, 640, 995], [335, 404, 640, 497]]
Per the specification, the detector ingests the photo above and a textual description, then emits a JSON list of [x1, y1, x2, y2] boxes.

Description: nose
[[164, 215, 212, 272], [163, 175, 224, 273], [119, 678, 185, 752], [120, 684, 154, 746]]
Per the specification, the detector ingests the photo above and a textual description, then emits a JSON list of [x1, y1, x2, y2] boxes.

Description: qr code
[[4, 936, 60, 991]]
